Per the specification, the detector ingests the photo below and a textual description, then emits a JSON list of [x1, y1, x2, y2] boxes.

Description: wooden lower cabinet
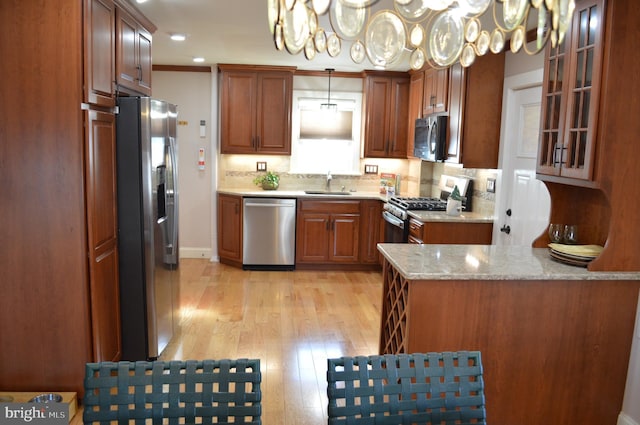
[[408, 218, 493, 244], [296, 200, 360, 264], [217, 193, 243, 267], [295, 199, 382, 269], [380, 259, 640, 425]]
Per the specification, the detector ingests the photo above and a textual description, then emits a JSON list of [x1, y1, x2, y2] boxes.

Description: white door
[[494, 70, 551, 246]]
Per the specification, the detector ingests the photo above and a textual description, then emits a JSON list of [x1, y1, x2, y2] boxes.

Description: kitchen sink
[[304, 190, 351, 195]]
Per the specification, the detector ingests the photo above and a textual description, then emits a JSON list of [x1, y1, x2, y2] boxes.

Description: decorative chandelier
[[268, 0, 576, 70]]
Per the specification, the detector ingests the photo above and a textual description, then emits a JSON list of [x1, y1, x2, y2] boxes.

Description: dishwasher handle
[[244, 202, 295, 208]]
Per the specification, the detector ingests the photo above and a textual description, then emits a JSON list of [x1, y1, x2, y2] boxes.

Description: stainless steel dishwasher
[[242, 198, 296, 270]]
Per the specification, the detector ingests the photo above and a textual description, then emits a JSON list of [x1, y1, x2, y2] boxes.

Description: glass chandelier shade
[[268, 0, 576, 70]]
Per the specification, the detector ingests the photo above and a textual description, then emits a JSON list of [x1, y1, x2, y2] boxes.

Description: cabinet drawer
[[409, 218, 424, 238], [298, 200, 360, 214]]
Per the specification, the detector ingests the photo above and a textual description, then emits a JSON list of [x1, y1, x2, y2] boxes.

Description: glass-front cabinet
[[537, 0, 604, 183]]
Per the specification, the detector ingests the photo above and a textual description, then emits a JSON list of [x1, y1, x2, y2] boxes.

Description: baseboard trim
[[179, 247, 213, 259], [618, 412, 640, 425]]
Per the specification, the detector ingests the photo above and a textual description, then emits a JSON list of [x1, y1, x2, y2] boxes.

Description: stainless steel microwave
[[413, 114, 447, 162]]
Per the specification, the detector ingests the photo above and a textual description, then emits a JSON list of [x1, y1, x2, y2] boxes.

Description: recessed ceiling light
[[136, 0, 148, 3], [170, 34, 186, 41], [193, 57, 205, 63]]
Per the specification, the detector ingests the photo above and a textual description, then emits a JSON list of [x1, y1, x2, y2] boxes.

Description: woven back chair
[[83, 359, 261, 425], [327, 352, 485, 425]]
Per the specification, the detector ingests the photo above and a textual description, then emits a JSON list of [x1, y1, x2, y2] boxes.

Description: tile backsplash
[[218, 155, 496, 216]]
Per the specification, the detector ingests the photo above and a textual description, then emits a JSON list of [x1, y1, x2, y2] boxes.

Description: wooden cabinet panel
[[423, 67, 448, 116], [359, 200, 382, 264], [388, 77, 410, 158], [116, 6, 152, 96], [257, 73, 292, 153], [362, 77, 390, 157], [537, 0, 604, 183], [220, 71, 257, 153], [408, 218, 493, 245], [407, 71, 424, 158], [363, 73, 410, 159], [84, 0, 115, 107], [219, 64, 294, 155], [217, 194, 242, 265], [85, 109, 121, 362], [447, 52, 505, 168], [297, 213, 331, 262], [137, 26, 152, 93], [296, 200, 361, 265], [331, 214, 360, 262]]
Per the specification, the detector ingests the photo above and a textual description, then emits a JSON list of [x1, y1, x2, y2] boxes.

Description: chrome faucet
[[326, 171, 332, 192]]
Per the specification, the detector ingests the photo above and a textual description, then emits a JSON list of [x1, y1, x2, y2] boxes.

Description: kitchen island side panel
[[380, 263, 640, 425]]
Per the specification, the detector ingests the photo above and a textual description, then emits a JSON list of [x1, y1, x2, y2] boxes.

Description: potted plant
[[253, 171, 280, 190]]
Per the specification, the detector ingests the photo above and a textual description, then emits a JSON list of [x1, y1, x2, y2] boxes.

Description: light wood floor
[[159, 259, 383, 425]]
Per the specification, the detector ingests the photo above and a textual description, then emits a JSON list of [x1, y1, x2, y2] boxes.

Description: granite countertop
[[377, 243, 640, 281], [408, 210, 494, 223], [217, 189, 388, 200]]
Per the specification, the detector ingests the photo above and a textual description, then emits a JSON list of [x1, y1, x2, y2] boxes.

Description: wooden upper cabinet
[[363, 73, 410, 158], [423, 67, 448, 116], [407, 71, 424, 157], [219, 64, 295, 155], [537, 0, 604, 184], [447, 52, 505, 168], [84, 0, 115, 107], [116, 6, 152, 96]]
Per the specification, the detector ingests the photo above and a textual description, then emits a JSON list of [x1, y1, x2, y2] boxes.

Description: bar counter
[[377, 243, 640, 425]]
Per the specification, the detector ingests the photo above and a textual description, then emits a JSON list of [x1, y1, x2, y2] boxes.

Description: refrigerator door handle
[[167, 136, 179, 261]]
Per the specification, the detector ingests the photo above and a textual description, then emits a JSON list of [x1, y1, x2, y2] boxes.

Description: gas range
[[388, 197, 448, 211], [382, 174, 473, 220], [383, 197, 448, 221]]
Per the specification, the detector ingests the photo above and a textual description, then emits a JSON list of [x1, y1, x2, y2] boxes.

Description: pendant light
[[320, 68, 337, 111]]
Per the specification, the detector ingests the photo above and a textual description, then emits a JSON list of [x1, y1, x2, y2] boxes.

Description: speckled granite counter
[[217, 189, 386, 200], [377, 243, 640, 280]]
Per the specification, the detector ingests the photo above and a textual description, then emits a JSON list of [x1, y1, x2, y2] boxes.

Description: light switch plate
[[364, 164, 378, 174], [256, 161, 267, 172], [487, 178, 496, 193]]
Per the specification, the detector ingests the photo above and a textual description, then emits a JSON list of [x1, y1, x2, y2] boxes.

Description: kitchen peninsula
[[377, 243, 640, 425]]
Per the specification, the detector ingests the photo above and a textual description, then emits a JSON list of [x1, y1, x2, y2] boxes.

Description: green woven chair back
[[83, 359, 261, 425], [327, 352, 485, 425]]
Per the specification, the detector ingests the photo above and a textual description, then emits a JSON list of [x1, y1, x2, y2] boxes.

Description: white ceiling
[[132, 0, 410, 72]]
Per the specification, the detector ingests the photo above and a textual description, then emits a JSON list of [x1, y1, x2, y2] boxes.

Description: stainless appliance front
[[242, 198, 296, 270], [116, 97, 179, 360]]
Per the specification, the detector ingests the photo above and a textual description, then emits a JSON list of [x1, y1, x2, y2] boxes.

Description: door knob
[[500, 225, 511, 234]]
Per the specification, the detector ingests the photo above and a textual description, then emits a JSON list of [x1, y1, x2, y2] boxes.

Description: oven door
[[382, 210, 409, 243]]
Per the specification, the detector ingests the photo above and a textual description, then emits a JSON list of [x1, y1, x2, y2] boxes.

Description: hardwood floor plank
[[159, 259, 382, 424]]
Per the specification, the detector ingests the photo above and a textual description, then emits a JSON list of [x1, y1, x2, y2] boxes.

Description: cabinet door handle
[[553, 145, 567, 167], [136, 64, 142, 82]]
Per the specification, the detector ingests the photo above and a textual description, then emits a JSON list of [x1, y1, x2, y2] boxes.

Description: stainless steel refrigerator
[[116, 97, 179, 360]]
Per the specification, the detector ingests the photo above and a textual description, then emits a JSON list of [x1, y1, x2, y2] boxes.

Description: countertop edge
[[377, 244, 640, 281], [217, 189, 387, 201]]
